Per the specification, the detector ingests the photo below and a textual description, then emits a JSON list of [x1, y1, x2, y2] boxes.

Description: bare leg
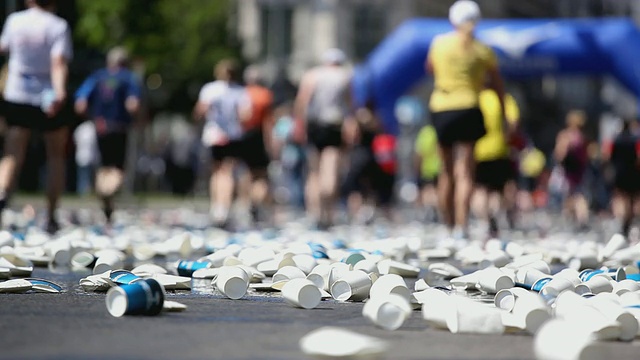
[[0, 127, 31, 198], [43, 127, 69, 231], [453, 143, 476, 232], [573, 193, 590, 227], [318, 146, 340, 225], [95, 167, 124, 223], [305, 148, 321, 222], [611, 190, 632, 235], [437, 145, 455, 229], [210, 159, 235, 225]]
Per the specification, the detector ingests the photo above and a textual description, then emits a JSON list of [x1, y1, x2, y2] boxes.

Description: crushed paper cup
[[238, 247, 275, 268], [131, 264, 168, 276], [192, 268, 220, 279], [0, 279, 33, 293], [25, 278, 64, 293], [494, 288, 532, 311], [499, 290, 550, 334], [587, 295, 638, 342], [368, 274, 410, 302], [479, 250, 511, 269], [363, 293, 411, 331], [421, 288, 455, 329], [428, 262, 463, 279], [150, 273, 191, 290], [163, 300, 187, 312], [106, 278, 165, 317], [450, 272, 481, 289], [71, 251, 96, 269], [612, 280, 640, 295], [299, 327, 388, 358], [109, 270, 140, 285], [215, 266, 249, 299], [0, 267, 10, 280], [176, 260, 211, 277], [446, 296, 505, 334], [249, 283, 280, 292], [476, 267, 515, 294], [331, 270, 372, 302], [291, 254, 317, 275], [353, 258, 379, 274], [554, 292, 622, 341], [540, 277, 576, 298], [414, 278, 429, 292], [0, 255, 34, 277], [534, 319, 609, 360], [282, 278, 321, 309], [516, 268, 550, 288], [386, 260, 420, 278], [272, 266, 306, 288]]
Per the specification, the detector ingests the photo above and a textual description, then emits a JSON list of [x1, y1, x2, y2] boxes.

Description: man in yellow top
[[473, 89, 520, 238], [426, 0, 507, 240], [415, 124, 441, 222]]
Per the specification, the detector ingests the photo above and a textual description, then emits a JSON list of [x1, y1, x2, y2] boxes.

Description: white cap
[[321, 48, 347, 65], [449, 0, 481, 27]]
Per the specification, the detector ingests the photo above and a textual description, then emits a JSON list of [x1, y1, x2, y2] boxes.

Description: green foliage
[[75, 0, 240, 111]]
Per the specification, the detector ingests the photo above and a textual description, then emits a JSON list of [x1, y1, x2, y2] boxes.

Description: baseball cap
[[449, 0, 481, 27]]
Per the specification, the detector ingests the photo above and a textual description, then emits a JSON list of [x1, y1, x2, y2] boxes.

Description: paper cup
[[306, 264, 332, 291], [291, 254, 317, 275], [273, 266, 306, 284], [328, 263, 352, 288], [363, 293, 411, 331], [421, 288, 455, 329], [105, 278, 165, 317], [516, 268, 550, 287], [534, 319, 609, 360], [447, 296, 504, 334], [479, 251, 511, 269], [575, 275, 614, 295], [176, 260, 211, 277], [368, 274, 410, 302], [331, 270, 372, 302], [353, 259, 379, 274], [93, 252, 124, 275], [343, 253, 366, 267], [427, 262, 463, 279], [540, 277, 576, 298], [554, 268, 582, 285], [588, 296, 638, 342], [71, 251, 96, 269], [215, 266, 249, 300], [45, 241, 71, 265], [476, 267, 515, 294], [500, 290, 550, 334], [494, 288, 532, 311], [282, 278, 321, 309], [601, 233, 627, 259]]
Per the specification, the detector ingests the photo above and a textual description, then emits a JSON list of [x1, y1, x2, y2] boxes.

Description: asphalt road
[[2, 268, 640, 360]]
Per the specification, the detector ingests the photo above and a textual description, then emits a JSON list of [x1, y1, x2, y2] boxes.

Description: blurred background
[[2, 0, 640, 203]]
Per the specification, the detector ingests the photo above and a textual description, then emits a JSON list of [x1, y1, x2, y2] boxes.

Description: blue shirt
[[75, 68, 141, 125]]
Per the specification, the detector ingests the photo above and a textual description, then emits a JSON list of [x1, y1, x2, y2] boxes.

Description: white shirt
[[307, 65, 352, 125], [198, 80, 251, 145], [1, 8, 73, 106], [73, 121, 98, 167]]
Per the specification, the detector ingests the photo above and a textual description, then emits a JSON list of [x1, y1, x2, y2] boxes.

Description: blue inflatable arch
[[353, 18, 640, 134]]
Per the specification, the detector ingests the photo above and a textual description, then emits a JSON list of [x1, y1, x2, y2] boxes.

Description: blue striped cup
[[106, 278, 165, 317]]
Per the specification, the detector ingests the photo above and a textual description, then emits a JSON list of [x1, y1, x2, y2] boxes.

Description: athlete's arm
[[293, 71, 314, 122], [193, 85, 211, 122], [554, 131, 568, 162], [125, 74, 142, 116], [487, 66, 507, 132], [74, 73, 98, 116], [49, 23, 73, 117]]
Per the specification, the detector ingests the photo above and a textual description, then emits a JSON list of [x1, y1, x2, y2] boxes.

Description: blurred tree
[[75, 0, 240, 112]]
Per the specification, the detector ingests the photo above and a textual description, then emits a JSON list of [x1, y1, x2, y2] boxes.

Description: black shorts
[[238, 129, 270, 170], [431, 108, 486, 147], [98, 132, 128, 169], [211, 140, 243, 162], [475, 158, 515, 192], [614, 169, 640, 195], [341, 145, 395, 205], [4, 101, 68, 132], [307, 122, 342, 151], [417, 176, 438, 188]]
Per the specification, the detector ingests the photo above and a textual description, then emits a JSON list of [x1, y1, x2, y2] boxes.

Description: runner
[[0, 0, 72, 233], [414, 121, 440, 222], [75, 47, 141, 225], [553, 109, 590, 230], [472, 88, 520, 239], [240, 65, 273, 224], [193, 59, 252, 228], [294, 48, 352, 229], [341, 100, 395, 224], [426, 0, 507, 239], [73, 120, 98, 196], [603, 118, 640, 237]]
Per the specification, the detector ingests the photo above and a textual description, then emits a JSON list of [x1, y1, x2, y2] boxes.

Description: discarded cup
[[281, 278, 321, 309], [299, 327, 388, 358], [363, 293, 411, 331], [476, 267, 515, 294], [331, 270, 373, 302], [71, 251, 96, 269], [215, 266, 250, 300], [176, 260, 211, 277], [575, 275, 613, 295], [105, 278, 165, 317], [93, 252, 124, 275], [110, 270, 140, 286], [368, 274, 410, 302]]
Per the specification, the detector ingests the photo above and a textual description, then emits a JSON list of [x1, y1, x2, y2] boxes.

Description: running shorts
[[431, 108, 486, 147]]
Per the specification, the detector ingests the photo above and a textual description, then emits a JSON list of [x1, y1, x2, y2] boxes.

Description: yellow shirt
[[474, 90, 520, 162], [415, 125, 440, 179], [428, 33, 498, 113]]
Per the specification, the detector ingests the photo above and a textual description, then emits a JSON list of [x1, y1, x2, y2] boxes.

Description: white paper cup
[[238, 247, 275, 268], [353, 259, 379, 274], [479, 250, 511, 269], [421, 288, 454, 329], [93, 252, 124, 274], [570, 255, 600, 272], [534, 319, 609, 360], [588, 296, 638, 342], [273, 266, 307, 284], [600, 233, 627, 259], [71, 251, 96, 269], [540, 277, 576, 298], [476, 267, 515, 294], [575, 275, 614, 295], [292, 254, 317, 275], [306, 264, 332, 291], [554, 268, 582, 285], [619, 291, 640, 307], [494, 288, 532, 311], [368, 274, 410, 302], [447, 296, 505, 334], [500, 291, 550, 334], [363, 293, 411, 331], [282, 278, 321, 309], [554, 292, 622, 341], [328, 263, 352, 288], [44, 241, 71, 265], [515, 268, 549, 287], [427, 262, 463, 279], [331, 270, 373, 302], [215, 266, 249, 300]]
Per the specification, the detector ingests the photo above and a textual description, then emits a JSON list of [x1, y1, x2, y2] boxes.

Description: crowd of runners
[[0, 0, 639, 241]]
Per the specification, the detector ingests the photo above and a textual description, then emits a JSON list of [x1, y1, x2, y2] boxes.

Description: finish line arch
[[352, 18, 640, 134]]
